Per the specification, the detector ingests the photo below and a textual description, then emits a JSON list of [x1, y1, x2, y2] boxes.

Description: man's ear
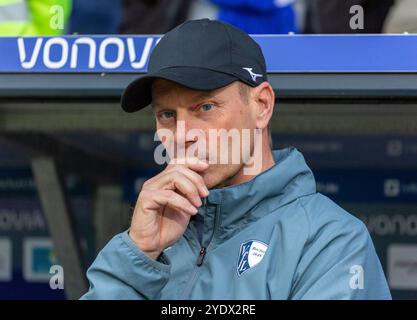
[[253, 82, 275, 129]]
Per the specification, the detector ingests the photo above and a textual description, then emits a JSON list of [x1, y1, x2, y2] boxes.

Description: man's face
[[152, 79, 257, 189]]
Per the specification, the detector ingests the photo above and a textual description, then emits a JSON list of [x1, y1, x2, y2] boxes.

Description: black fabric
[[121, 19, 268, 112], [119, 0, 192, 34], [305, 0, 394, 34]]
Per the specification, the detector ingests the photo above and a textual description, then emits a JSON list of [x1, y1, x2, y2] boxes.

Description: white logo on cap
[[242, 67, 262, 82]]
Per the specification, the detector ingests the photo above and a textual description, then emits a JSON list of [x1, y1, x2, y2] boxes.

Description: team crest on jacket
[[237, 240, 268, 276]]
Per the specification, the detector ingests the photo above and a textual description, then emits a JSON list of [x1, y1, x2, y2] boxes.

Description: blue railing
[[0, 35, 416, 73]]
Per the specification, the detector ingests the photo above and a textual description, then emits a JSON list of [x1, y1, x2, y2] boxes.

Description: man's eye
[[159, 111, 175, 119], [200, 103, 214, 112]]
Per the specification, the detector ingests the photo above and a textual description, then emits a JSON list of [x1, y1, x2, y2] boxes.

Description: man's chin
[[201, 165, 243, 190], [200, 172, 217, 190], [200, 170, 224, 190]]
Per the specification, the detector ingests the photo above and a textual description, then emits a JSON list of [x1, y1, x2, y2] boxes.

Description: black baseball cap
[[121, 18, 267, 113]]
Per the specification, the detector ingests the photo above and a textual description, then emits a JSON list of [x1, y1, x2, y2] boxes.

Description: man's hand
[[129, 158, 209, 260]]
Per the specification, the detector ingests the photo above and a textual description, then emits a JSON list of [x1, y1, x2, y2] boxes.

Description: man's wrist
[[128, 230, 161, 260]]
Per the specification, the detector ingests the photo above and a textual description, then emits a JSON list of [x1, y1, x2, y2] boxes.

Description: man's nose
[[174, 117, 201, 149]]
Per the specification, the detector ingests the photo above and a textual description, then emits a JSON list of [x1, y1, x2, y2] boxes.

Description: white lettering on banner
[[0, 209, 46, 232], [17, 37, 156, 70], [128, 37, 154, 69], [360, 214, 417, 237], [98, 37, 125, 69], [71, 37, 97, 68], [18, 38, 43, 69], [43, 37, 68, 69]]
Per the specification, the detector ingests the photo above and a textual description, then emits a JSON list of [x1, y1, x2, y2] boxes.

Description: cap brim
[[121, 67, 239, 113]]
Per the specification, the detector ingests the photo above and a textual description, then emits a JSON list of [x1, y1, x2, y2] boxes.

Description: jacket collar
[[202, 147, 317, 230]]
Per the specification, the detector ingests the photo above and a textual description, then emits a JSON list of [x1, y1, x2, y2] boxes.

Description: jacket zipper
[[196, 247, 206, 266], [195, 197, 208, 267], [180, 197, 220, 298]]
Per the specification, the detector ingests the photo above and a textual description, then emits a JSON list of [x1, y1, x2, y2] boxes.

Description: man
[[82, 19, 391, 300]]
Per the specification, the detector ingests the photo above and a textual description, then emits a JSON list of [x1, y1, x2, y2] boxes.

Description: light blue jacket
[[82, 148, 391, 300]]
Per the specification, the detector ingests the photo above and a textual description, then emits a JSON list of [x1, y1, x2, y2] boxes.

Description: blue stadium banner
[[0, 35, 417, 73]]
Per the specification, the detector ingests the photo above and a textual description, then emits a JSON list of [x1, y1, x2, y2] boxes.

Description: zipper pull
[[196, 247, 206, 266]]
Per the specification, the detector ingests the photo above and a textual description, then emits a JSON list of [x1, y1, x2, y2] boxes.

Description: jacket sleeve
[[80, 231, 171, 300], [290, 206, 392, 300]]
